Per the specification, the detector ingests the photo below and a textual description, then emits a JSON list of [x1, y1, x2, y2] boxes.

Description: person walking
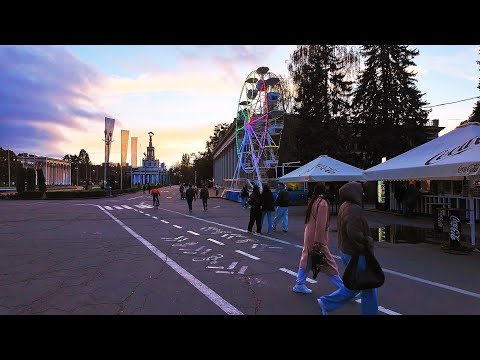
[[292, 182, 344, 294], [272, 183, 289, 232], [240, 184, 249, 209], [147, 183, 151, 194], [185, 184, 195, 212], [215, 184, 219, 197], [200, 184, 209, 211], [179, 183, 185, 200], [142, 184, 146, 194], [260, 184, 275, 234], [247, 185, 262, 233], [318, 181, 379, 315]]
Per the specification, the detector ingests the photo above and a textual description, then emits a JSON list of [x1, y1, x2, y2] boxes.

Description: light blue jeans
[[260, 211, 273, 233], [272, 207, 288, 231], [319, 252, 379, 315]]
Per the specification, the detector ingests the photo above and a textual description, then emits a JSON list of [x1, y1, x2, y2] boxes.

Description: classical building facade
[[16, 154, 71, 185], [132, 133, 169, 186]]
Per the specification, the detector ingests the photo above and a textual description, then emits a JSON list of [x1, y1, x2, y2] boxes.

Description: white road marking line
[[133, 209, 139, 212], [381, 268, 480, 300], [268, 246, 283, 249], [221, 234, 229, 238], [200, 227, 206, 230], [355, 299, 402, 315], [127, 196, 144, 200], [145, 214, 151, 216], [173, 225, 182, 229], [156, 206, 480, 301], [213, 206, 220, 208], [227, 236, 234, 239], [207, 266, 224, 269], [161, 220, 169, 223], [279, 268, 317, 284], [200, 249, 212, 255], [187, 231, 200, 235], [175, 236, 184, 239], [121, 205, 134, 209], [216, 271, 234, 274], [252, 244, 258, 249], [183, 251, 197, 254], [166, 196, 172, 199], [134, 205, 144, 208], [94, 205, 242, 315], [227, 262, 238, 270], [235, 250, 260, 260], [238, 266, 248, 275], [207, 238, 225, 246], [113, 205, 123, 210], [97, 206, 104, 210], [194, 246, 205, 251], [104, 206, 113, 210], [152, 216, 158, 219], [138, 211, 144, 214]]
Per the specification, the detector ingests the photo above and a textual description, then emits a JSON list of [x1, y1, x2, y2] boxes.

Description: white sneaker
[[318, 299, 329, 315], [292, 284, 312, 294]]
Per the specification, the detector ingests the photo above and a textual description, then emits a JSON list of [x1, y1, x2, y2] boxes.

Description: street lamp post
[[76, 165, 79, 187], [7, 149, 11, 187]]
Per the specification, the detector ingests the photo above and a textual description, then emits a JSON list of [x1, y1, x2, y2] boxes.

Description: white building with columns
[[17, 154, 71, 185], [132, 133, 169, 186]]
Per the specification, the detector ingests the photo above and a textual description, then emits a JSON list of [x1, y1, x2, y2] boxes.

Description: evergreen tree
[[469, 48, 480, 122], [352, 45, 431, 168], [37, 168, 46, 193], [287, 45, 358, 165], [15, 165, 26, 193], [26, 168, 36, 191]]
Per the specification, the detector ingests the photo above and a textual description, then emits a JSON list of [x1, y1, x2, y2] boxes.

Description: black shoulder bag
[[342, 249, 385, 291]]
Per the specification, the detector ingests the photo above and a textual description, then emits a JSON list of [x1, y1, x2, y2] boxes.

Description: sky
[[0, 45, 479, 168]]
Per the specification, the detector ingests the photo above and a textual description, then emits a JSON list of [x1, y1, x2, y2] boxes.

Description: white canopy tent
[[278, 155, 366, 183], [364, 122, 480, 246]]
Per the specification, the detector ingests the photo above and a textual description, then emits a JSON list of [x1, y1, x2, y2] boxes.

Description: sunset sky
[[0, 45, 479, 167]]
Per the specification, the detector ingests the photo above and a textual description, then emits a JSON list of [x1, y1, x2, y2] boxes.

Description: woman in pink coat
[[292, 182, 344, 294]]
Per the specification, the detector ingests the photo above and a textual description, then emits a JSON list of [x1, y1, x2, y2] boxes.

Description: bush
[[46, 190, 106, 199], [17, 191, 44, 199]]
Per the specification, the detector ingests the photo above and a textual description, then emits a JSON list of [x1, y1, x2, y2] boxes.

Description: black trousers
[[202, 198, 208, 209], [187, 199, 193, 210], [248, 207, 262, 233]]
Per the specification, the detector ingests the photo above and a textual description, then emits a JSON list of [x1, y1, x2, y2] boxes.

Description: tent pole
[[468, 178, 476, 247]]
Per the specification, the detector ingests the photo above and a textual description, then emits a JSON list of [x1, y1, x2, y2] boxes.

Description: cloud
[[0, 45, 107, 154]]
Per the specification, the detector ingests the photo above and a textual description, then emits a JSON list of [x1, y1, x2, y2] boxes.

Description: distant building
[[132, 133, 169, 185], [16, 153, 71, 185]]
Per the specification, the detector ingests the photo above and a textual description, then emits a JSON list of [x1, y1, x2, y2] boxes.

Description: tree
[[64, 154, 79, 185], [36, 168, 46, 193], [287, 45, 359, 165], [351, 45, 431, 168], [15, 164, 26, 193], [26, 168, 36, 191], [78, 149, 91, 184], [469, 48, 480, 122], [0, 148, 17, 186]]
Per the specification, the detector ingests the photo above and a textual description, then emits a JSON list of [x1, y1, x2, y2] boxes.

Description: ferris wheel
[[230, 66, 285, 192]]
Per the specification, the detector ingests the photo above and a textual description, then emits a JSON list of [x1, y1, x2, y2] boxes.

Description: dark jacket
[[337, 182, 374, 255], [274, 189, 290, 207], [260, 189, 275, 212], [241, 188, 249, 198], [200, 187, 209, 199], [248, 192, 261, 209], [185, 188, 195, 201]]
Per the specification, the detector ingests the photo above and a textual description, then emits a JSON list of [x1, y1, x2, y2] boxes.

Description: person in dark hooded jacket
[[318, 181, 379, 315]]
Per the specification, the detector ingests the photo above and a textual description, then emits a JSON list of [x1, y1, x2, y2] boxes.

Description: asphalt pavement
[[1, 186, 479, 315]]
